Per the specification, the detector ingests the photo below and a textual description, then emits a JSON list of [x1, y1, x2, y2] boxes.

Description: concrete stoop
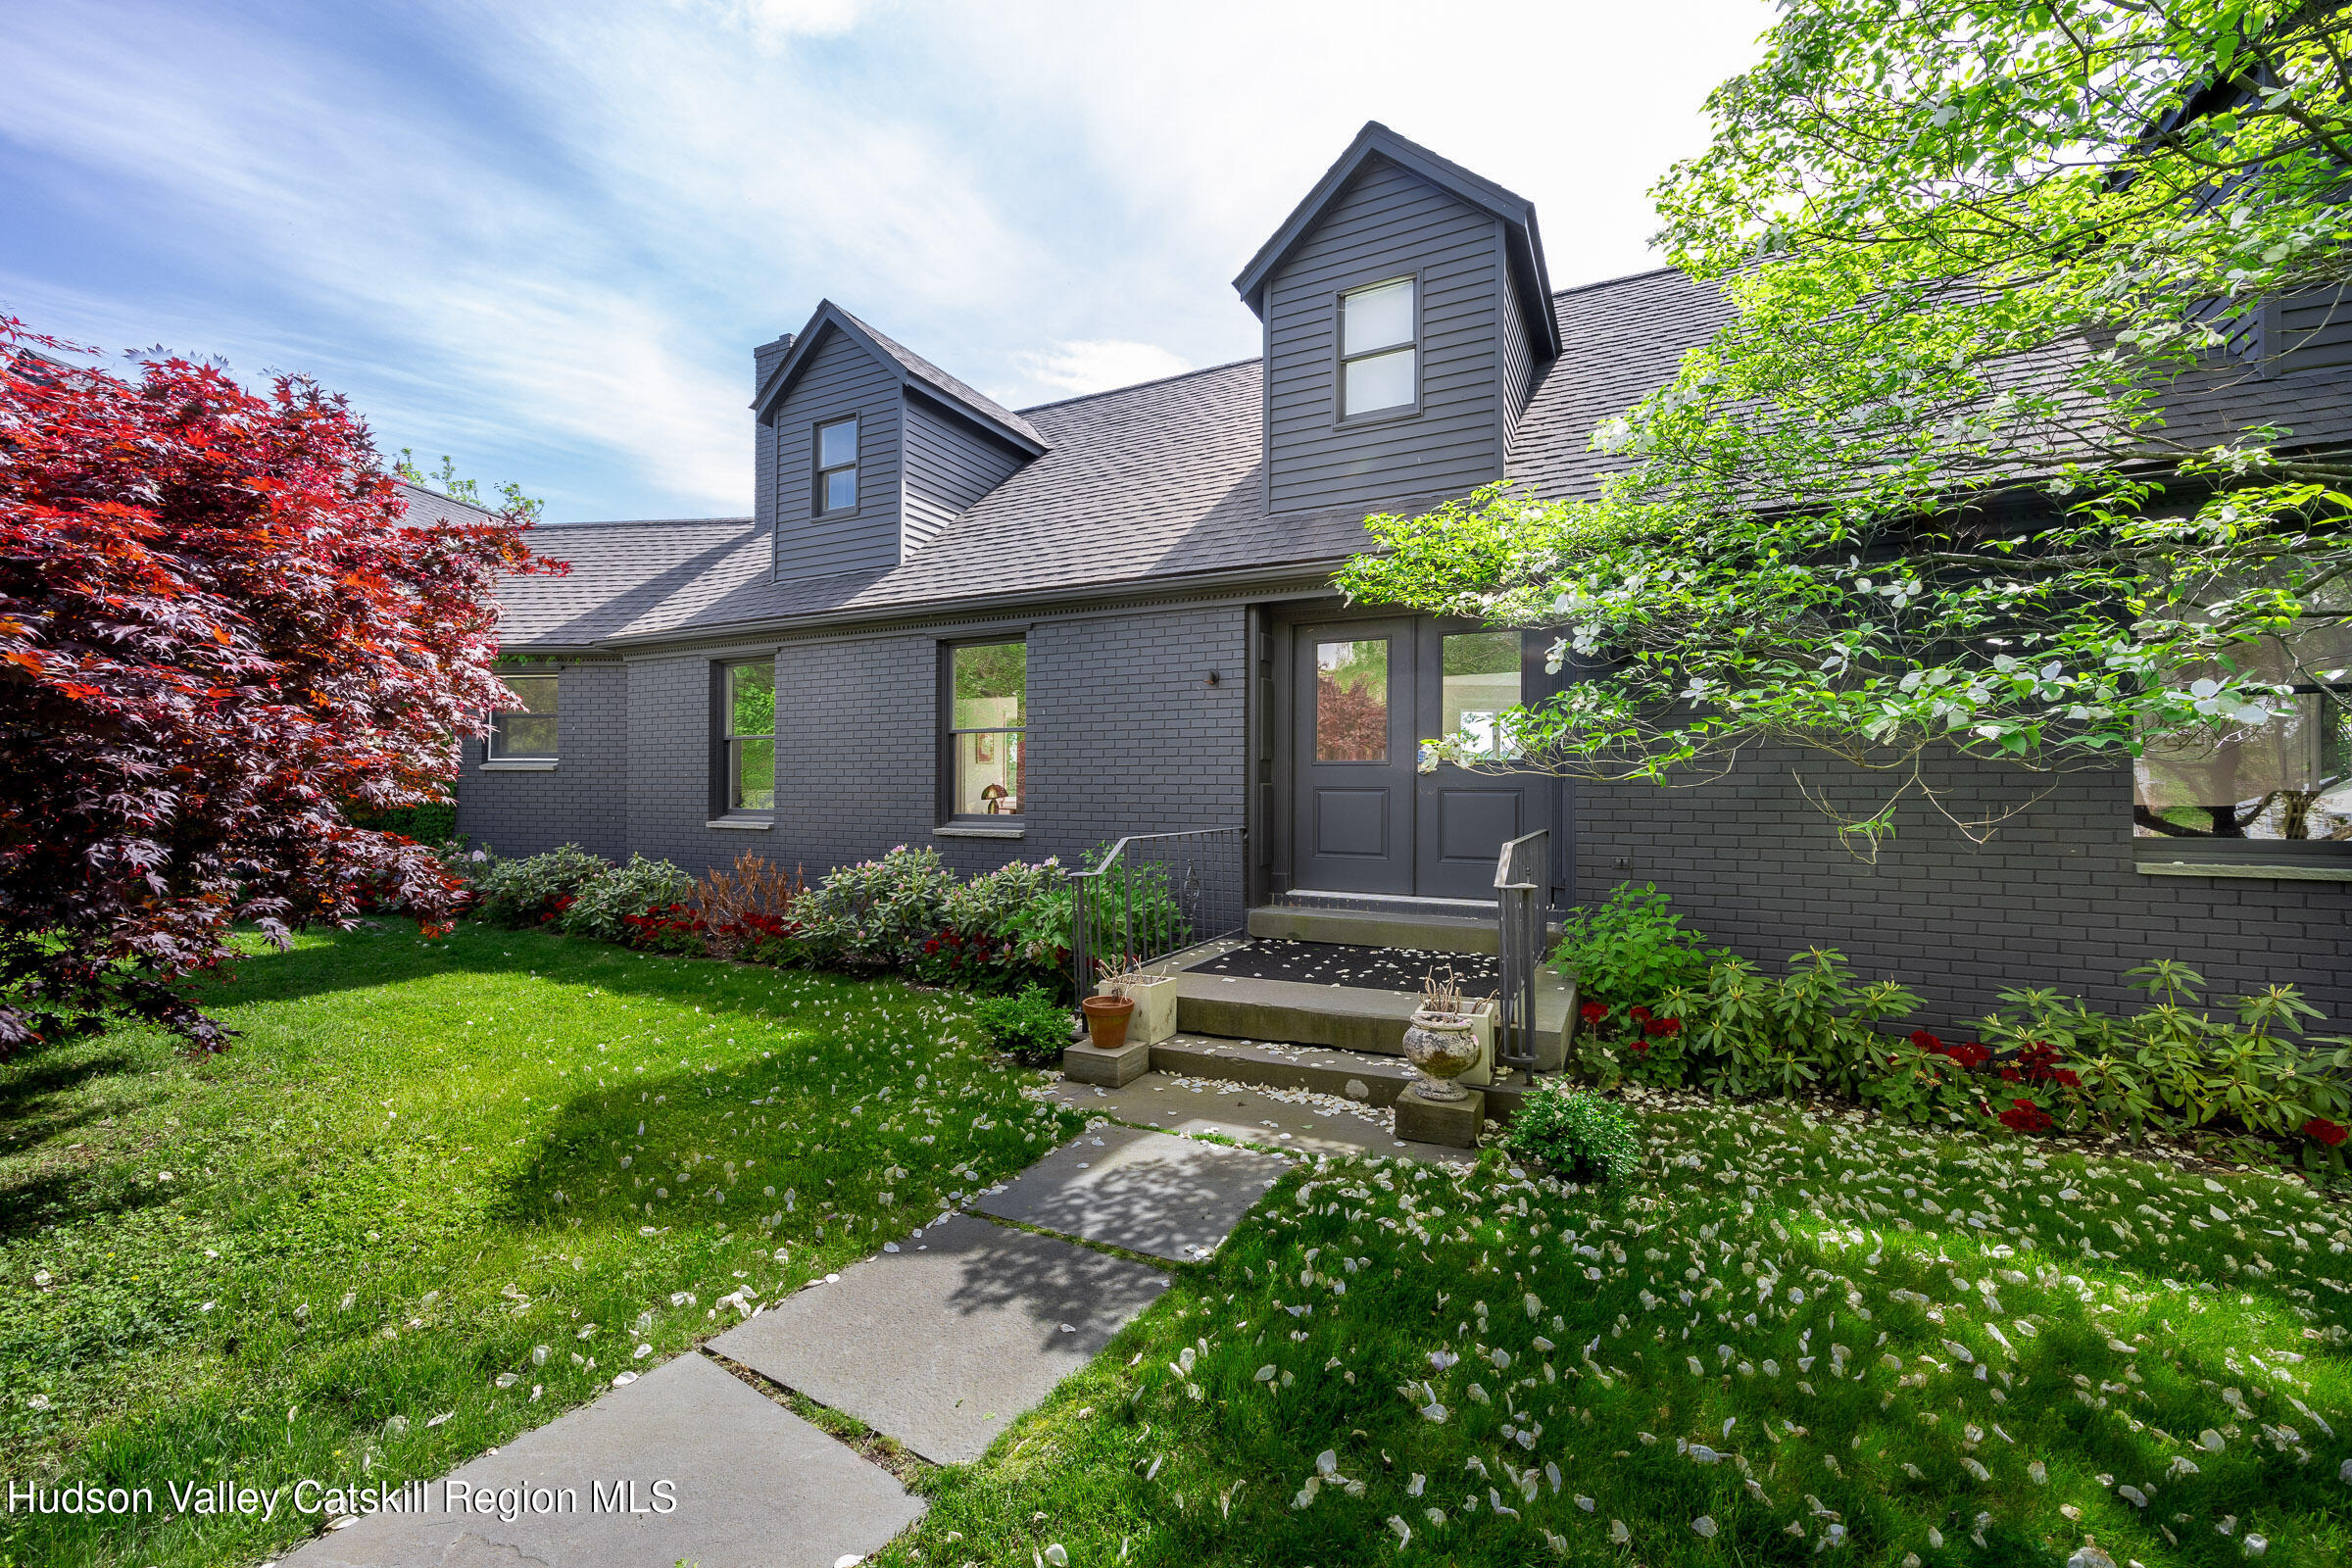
[[1147, 1033, 1537, 1126]]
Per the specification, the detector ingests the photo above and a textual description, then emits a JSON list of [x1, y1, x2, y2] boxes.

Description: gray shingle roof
[[491, 267, 2352, 651], [836, 306, 1049, 451]]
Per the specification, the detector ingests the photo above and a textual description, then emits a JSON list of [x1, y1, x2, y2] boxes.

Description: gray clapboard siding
[[769, 325, 904, 579], [1264, 158, 1505, 513], [1496, 235, 1537, 457], [902, 396, 1028, 556]]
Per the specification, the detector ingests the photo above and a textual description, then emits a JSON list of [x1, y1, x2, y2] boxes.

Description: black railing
[[1069, 827, 1247, 999], [1493, 828, 1548, 1079]]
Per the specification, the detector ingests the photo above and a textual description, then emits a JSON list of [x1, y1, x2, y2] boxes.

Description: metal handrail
[[1493, 828, 1548, 1078], [1068, 827, 1246, 1002]]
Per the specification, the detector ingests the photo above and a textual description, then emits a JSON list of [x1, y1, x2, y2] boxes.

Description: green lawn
[[13, 926, 2352, 1568], [893, 1102, 2352, 1567], [0, 920, 1080, 1568]]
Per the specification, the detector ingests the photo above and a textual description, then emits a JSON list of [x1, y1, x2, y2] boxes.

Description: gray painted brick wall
[[607, 602, 1249, 886], [1574, 743, 2352, 1033], [453, 659, 630, 861]]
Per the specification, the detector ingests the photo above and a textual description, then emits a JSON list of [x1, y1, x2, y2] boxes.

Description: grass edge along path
[[882, 1099, 2352, 1568]]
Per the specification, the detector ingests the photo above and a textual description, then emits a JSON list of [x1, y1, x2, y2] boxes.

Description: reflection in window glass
[[816, 416, 858, 514], [951, 642, 1025, 814], [1315, 639, 1389, 761], [1340, 276, 1416, 416], [725, 662, 776, 810], [2133, 622, 2352, 842], [490, 673, 559, 758], [1442, 631, 1523, 759]]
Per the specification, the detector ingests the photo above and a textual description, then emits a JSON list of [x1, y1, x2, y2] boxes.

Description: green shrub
[[968, 985, 1071, 1065], [346, 801, 458, 842], [1548, 884, 1727, 1006], [472, 845, 611, 928], [1571, 947, 1920, 1099], [913, 858, 1069, 992], [1499, 1082, 1642, 1183], [560, 856, 694, 944], [796, 846, 958, 971], [1979, 960, 2352, 1164]]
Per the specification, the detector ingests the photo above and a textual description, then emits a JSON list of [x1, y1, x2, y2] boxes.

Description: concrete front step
[[1248, 903, 1504, 955], [1147, 1034, 1537, 1124], [1173, 958, 1575, 1070]]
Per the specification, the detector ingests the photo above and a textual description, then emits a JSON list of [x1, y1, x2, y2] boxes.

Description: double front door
[[1289, 616, 1543, 900]]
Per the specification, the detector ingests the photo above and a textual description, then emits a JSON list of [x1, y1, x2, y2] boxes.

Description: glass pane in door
[[1314, 639, 1389, 761], [1442, 631, 1522, 758]]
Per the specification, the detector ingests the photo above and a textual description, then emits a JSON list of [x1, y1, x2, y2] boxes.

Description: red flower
[[1644, 1016, 1681, 1037], [2051, 1068, 2081, 1089], [1997, 1098, 2053, 1135], [1631, 1037, 1651, 1053], [1999, 1065, 2022, 1082], [1948, 1041, 1990, 1070], [1580, 1002, 1607, 1025], [1909, 1029, 1942, 1052], [2304, 1117, 2349, 1148], [1629, 1005, 1653, 1023]]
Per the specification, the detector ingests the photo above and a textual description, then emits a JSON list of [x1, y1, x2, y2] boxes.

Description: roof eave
[[752, 301, 1049, 458]]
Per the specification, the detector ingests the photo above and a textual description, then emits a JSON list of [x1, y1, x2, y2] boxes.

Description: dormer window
[[1339, 275, 1418, 418], [815, 415, 859, 514]]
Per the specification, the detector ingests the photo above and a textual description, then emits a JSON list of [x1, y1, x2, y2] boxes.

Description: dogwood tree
[[1340, 0, 2352, 846], [0, 323, 555, 1051]]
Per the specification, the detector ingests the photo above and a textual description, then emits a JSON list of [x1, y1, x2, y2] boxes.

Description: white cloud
[[1010, 339, 1194, 399], [0, 0, 1778, 518]]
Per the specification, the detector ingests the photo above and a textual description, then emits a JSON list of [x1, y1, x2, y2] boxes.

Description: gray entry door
[[1292, 619, 1418, 893], [1413, 624, 1540, 900]]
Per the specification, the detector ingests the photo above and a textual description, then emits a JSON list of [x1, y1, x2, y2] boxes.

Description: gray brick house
[[455, 122, 2352, 1029]]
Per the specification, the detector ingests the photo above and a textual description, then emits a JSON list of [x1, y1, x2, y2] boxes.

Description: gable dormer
[[754, 302, 1047, 581], [1235, 122, 1560, 514]]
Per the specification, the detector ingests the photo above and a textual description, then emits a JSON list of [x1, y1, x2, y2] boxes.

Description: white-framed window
[[814, 416, 859, 514], [1339, 275, 1418, 418], [489, 672, 559, 759], [722, 661, 776, 811]]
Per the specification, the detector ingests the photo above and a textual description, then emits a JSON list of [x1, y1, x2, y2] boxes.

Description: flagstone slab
[[281, 1349, 919, 1568], [709, 1211, 1167, 1464], [972, 1122, 1289, 1261]]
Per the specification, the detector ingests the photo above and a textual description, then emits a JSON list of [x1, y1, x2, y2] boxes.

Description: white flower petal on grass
[[1692, 1515, 1718, 1538], [1609, 1520, 1631, 1544]]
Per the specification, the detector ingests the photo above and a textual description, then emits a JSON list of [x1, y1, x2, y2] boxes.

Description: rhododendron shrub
[[0, 323, 552, 1050]]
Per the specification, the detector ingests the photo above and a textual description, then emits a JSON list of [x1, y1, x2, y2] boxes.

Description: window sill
[[2135, 859, 2352, 882], [479, 760, 558, 771], [707, 816, 774, 831], [935, 822, 1025, 840]]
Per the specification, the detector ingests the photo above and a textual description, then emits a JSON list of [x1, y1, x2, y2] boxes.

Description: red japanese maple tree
[[0, 321, 558, 1051]]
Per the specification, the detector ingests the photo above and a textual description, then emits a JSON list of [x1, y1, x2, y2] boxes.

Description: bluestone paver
[[1049, 1071, 1478, 1165], [709, 1211, 1167, 1464], [280, 1349, 919, 1568], [972, 1123, 1289, 1262]]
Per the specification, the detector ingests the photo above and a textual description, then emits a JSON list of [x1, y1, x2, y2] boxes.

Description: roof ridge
[[1549, 264, 1687, 301], [1012, 355, 1260, 416]]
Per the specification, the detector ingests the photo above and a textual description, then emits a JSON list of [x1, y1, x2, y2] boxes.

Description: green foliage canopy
[[1339, 1, 2352, 843]]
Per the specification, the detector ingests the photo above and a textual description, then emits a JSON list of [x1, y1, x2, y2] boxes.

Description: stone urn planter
[[1080, 994, 1134, 1050], [1099, 972, 1178, 1047], [1400, 1005, 1482, 1101]]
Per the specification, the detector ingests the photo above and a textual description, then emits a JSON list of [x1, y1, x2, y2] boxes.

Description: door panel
[[1292, 619, 1416, 893], [1312, 788, 1391, 858], [1413, 625, 1544, 900]]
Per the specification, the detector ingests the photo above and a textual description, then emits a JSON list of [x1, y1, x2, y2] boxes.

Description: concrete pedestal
[[1395, 1083, 1485, 1150], [1063, 1038, 1152, 1087]]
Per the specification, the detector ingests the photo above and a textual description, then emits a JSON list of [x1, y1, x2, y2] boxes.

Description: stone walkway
[[279, 1073, 1307, 1568]]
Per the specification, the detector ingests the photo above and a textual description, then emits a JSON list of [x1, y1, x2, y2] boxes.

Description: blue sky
[[1, 0, 1774, 522]]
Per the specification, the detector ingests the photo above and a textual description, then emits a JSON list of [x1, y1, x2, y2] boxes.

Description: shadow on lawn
[[493, 1061, 924, 1242], [0, 1049, 177, 1244]]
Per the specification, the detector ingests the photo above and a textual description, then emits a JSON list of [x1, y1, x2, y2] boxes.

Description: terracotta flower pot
[[1080, 994, 1135, 1050]]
